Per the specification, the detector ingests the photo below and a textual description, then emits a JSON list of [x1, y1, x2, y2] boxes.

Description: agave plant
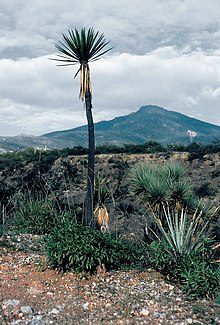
[[152, 205, 214, 259], [52, 28, 112, 226]]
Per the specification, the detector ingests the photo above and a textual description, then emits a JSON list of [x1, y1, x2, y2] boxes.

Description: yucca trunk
[[84, 90, 95, 226]]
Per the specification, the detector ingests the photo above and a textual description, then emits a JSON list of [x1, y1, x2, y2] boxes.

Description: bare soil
[[0, 234, 219, 325]]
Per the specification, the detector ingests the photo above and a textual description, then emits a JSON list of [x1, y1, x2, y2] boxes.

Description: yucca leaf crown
[[52, 27, 112, 103]]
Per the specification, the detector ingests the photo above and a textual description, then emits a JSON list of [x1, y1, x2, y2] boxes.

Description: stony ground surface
[[0, 234, 219, 325]]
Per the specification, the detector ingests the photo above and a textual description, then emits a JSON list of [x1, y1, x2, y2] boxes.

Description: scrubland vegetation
[[0, 141, 220, 301]]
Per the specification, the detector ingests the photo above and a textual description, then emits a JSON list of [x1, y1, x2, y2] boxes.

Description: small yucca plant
[[151, 205, 217, 259], [130, 161, 193, 214]]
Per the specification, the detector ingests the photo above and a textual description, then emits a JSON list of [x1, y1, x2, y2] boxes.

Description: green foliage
[[1, 139, 220, 172], [148, 240, 179, 276], [187, 139, 220, 160], [44, 215, 147, 273], [124, 141, 165, 154], [181, 260, 220, 299], [152, 207, 214, 259], [130, 161, 194, 213], [9, 193, 59, 235], [0, 147, 88, 172], [0, 148, 58, 171], [94, 176, 111, 206], [215, 296, 220, 304], [147, 204, 220, 299], [148, 239, 220, 299]]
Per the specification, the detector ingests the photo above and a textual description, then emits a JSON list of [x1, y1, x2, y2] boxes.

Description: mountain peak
[[139, 105, 164, 111], [42, 105, 220, 146], [1, 105, 220, 151]]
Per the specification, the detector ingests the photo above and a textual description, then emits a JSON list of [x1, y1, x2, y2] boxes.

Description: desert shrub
[[0, 146, 88, 172], [147, 205, 220, 299], [130, 160, 218, 223], [153, 207, 215, 258], [44, 215, 148, 273], [9, 193, 59, 235], [149, 238, 220, 299], [130, 161, 196, 214], [181, 259, 220, 299]]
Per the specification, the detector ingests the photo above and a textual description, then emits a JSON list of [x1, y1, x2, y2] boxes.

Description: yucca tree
[[52, 27, 112, 226]]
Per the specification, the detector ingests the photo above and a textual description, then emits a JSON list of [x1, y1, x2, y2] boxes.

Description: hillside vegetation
[[1, 139, 220, 171], [0, 142, 220, 301]]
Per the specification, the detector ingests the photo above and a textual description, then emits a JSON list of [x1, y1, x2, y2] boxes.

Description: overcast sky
[[1, 0, 220, 136]]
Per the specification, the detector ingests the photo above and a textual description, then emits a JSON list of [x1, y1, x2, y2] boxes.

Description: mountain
[[0, 135, 64, 152], [1, 105, 220, 152], [43, 105, 220, 146]]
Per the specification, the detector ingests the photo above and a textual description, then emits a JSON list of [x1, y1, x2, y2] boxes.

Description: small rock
[[140, 308, 150, 316], [82, 302, 89, 310], [131, 303, 139, 310], [20, 305, 34, 315], [160, 313, 167, 319], [29, 315, 43, 325], [186, 318, 193, 324], [3, 299, 20, 307], [50, 308, 60, 314], [153, 311, 160, 318]]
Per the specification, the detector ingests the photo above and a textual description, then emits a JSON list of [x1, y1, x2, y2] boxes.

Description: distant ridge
[[1, 105, 220, 151], [43, 105, 220, 146]]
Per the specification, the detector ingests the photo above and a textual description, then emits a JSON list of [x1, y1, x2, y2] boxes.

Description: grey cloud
[[1, 0, 220, 59], [0, 47, 220, 136], [1, 1, 220, 135]]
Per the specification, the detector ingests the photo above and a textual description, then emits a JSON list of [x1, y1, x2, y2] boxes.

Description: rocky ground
[[0, 234, 219, 325]]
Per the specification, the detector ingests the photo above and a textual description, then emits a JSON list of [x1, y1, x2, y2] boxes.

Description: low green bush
[[148, 238, 220, 299], [44, 214, 148, 273], [181, 259, 220, 299], [145, 203, 220, 299]]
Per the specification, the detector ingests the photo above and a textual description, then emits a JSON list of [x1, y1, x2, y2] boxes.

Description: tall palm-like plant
[[52, 27, 112, 226]]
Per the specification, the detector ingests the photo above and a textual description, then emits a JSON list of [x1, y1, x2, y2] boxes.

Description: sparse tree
[[52, 27, 112, 226]]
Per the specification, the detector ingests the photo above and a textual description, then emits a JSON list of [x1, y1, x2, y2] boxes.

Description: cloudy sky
[[1, 0, 220, 136]]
